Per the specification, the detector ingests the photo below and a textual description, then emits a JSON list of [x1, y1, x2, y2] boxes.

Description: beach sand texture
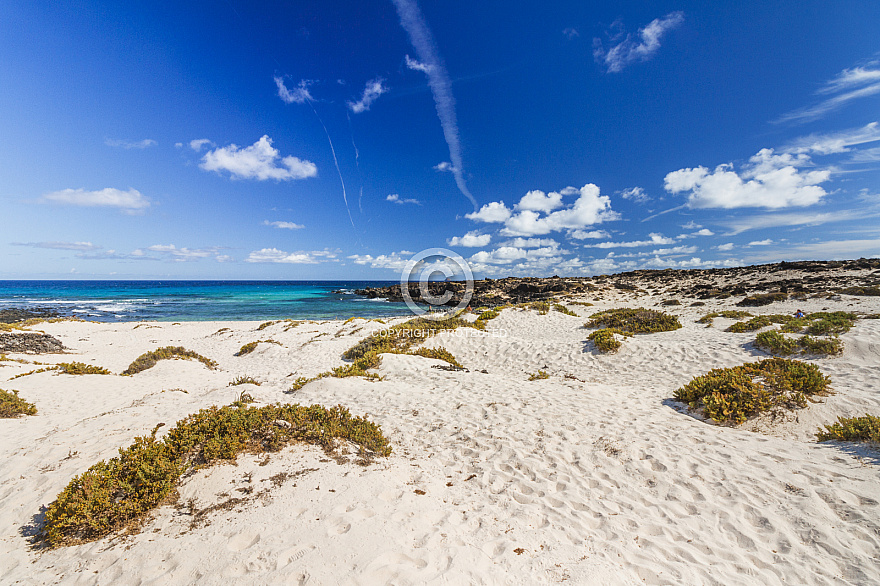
[[2, 291, 879, 584]]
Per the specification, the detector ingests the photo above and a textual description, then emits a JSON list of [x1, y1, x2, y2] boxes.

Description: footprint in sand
[[226, 530, 261, 552]]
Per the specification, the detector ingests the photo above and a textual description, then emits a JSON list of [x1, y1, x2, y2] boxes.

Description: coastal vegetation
[[122, 347, 217, 376], [674, 358, 831, 424], [817, 415, 880, 443], [57, 362, 112, 375], [38, 402, 390, 547], [736, 292, 788, 307], [229, 376, 260, 386], [696, 310, 752, 325], [528, 370, 550, 381], [584, 308, 680, 353], [0, 388, 37, 417]]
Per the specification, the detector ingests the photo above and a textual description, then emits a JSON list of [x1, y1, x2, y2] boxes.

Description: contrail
[[346, 111, 364, 213], [308, 99, 356, 231], [391, 0, 478, 211]]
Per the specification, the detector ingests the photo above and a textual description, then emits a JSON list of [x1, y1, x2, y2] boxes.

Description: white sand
[[2, 294, 880, 585]]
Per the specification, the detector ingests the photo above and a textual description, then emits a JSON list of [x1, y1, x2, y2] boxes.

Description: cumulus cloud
[[677, 228, 714, 239], [190, 138, 214, 152], [448, 231, 491, 247], [433, 161, 454, 172], [569, 229, 610, 240], [777, 62, 880, 123], [716, 243, 735, 251], [783, 121, 880, 155], [246, 248, 337, 264], [200, 136, 317, 181], [593, 12, 684, 73], [466, 201, 512, 223], [105, 138, 156, 149], [347, 78, 388, 113], [747, 239, 774, 246], [274, 77, 314, 104], [42, 188, 150, 212], [348, 252, 411, 271], [619, 186, 649, 202], [515, 189, 564, 213], [387, 193, 421, 205], [664, 148, 830, 209], [13, 241, 101, 251], [263, 220, 305, 230]]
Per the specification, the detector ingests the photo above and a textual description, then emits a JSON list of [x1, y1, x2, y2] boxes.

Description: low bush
[[805, 312, 857, 335], [586, 308, 682, 333], [528, 370, 550, 381], [39, 403, 391, 547], [736, 292, 788, 307], [229, 376, 260, 386], [799, 335, 843, 355], [553, 304, 578, 317], [235, 342, 259, 356], [588, 328, 626, 353], [409, 347, 463, 368], [0, 388, 37, 417], [343, 315, 473, 361], [697, 310, 753, 325], [727, 316, 772, 333], [527, 301, 551, 315], [58, 362, 112, 375], [840, 286, 880, 296], [122, 347, 217, 376], [755, 330, 798, 355], [817, 415, 880, 442], [674, 358, 831, 424]]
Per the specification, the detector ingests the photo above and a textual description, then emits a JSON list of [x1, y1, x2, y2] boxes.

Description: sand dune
[[1, 293, 879, 584]]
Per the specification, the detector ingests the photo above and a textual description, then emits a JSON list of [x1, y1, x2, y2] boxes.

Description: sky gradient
[[2, 1, 879, 279]]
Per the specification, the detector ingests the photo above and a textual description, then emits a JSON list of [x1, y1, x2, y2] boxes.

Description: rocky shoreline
[[354, 258, 880, 307]]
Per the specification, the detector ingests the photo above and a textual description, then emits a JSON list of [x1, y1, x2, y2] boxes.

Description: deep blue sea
[[0, 281, 411, 322]]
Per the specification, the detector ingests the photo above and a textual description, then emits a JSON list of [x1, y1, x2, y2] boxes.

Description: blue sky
[[2, 0, 879, 280]]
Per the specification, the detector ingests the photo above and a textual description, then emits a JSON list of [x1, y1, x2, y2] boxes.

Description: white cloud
[[740, 238, 880, 263], [569, 229, 610, 240], [42, 188, 150, 212], [501, 237, 559, 248], [146, 244, 217, 260], [348, 252, 410, 271], [448, 231, 491, 247], [784, 122, 880, 155], [13, 241, 101, 251], [200, 135, 317, 181], [274, 77, 313, 104], [664, 148, 830, 209], [470, 244, 564, 266], [677, 228, 715, 239], [593, 12, 684, 73], [189, 138, 214, 152], [501, 184, 619, 236], [105, 138, 156, 149], [433, 161, 454, 172], [466, 201, 512, 223], [777, 62, 880, 123], [215, 255, 234, 263], [619, 186, 649, 202], [263, 220, 305, 230], [405, 55, 432, 74], [387, 193, 421, 205], [515, 189, 564, 213], [392, 0, 477, 209], [716, 243, 735, 251], [246, 248, 336, 264], [585, 233, 676, 249], [681, 221, 702, 229], [722, 208, 878, 235], [747, 239, 774, 246], [347, 78, 388, 114]]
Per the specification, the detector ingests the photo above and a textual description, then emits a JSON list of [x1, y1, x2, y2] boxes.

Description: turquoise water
[[0, 281, 410, 322]]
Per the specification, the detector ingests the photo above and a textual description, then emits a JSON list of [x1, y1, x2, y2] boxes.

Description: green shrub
[[840, 286, 880, 296], [799, 335, 843, 355], [235, 342, 259, 356], [587, 308, 681, 333], [817, 415, 880, 442], [476, 308, 502, 323], [58, 362, 112, 375], [552, 304, 578, 317], [568, 301, 594, 307], [122, 347, 217, 376], [528, 370, 550, 381], [229, 376, 260, 386], [588, 328, 625, 353], [755, 330, 798, 355], [779, 318, 809, 333], [409, 347, 463, 368], [736, 292, 788, 307], [727, 316, 772, 333], [343, 315, 473, 361], [805, 312, 857, 335], [0, 388, 37, 417], [527, 301, 551, 315], [674, 358, 831, 424], [697, 310, 753, 325], [256, 321, 277, 331], [39, 402, 390, 547]]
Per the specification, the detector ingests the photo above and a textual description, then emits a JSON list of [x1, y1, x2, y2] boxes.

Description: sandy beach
[[2, 276, 880, 585]]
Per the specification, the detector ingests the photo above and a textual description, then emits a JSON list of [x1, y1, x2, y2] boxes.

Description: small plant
[[38, 402, 391, 547], [817, 415, 880, 443], [0, 388, 37, 417], [528, 370, 550, 381], [755, 330, 798, 355], [805, 312, 857, 335], [527, 301, 551, 315], [256, 321, 278, 331], [587, 308, 681, 333], [674, 358, 831, 424], [57, 362, 112, 375], [727, 316, 772, 333], [568, 301, 594, 307], [552, 304, 578, 317], [10, 366, 58, 380], [588, 328, 626, 353], [234, 391, 255, 405], [409, 347, 463, 368], [799, 335, 843, 355], [288, 376, 312, 392], [697, 310, 752, 325], [235, 342, 259, 356], [736, 292, 788, 307], [122, 347, 217, 376], [229, 376, 260, 386]]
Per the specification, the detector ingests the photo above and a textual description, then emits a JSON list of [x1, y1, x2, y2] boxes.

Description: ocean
[[0, 281, 411, 322]]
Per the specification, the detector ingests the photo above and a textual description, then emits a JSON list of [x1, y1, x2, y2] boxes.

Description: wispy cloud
[[145, 244, 225, 262], [246, 248, 337, 264], [448, 231, 491, 247], [584, 233, 676, 249], [105, 138, 156, 149], [664, 148, 830, 209], [263, 220, 305, 230], [433, 161, 454, 172], [386, 193, 421, 205], [392, 0, 477, 210], [619, 186, 649, 202], [721, 208, 878, 235], [12, 241, 101, 251], [274, 77, 314, 104], [347, 78, 388, 113], [777, 61, 880, 123], [189, 138, 214, 152], [593, 12, 684, 73], [41, 188, 150, 213], [200, 135, 317, 181], [562, 28, 579, 40], [783, 121, 880, 155]]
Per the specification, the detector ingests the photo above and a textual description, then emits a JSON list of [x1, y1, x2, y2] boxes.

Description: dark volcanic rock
[[0, 308, 59, 324], [0, 333, 65, 354]]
